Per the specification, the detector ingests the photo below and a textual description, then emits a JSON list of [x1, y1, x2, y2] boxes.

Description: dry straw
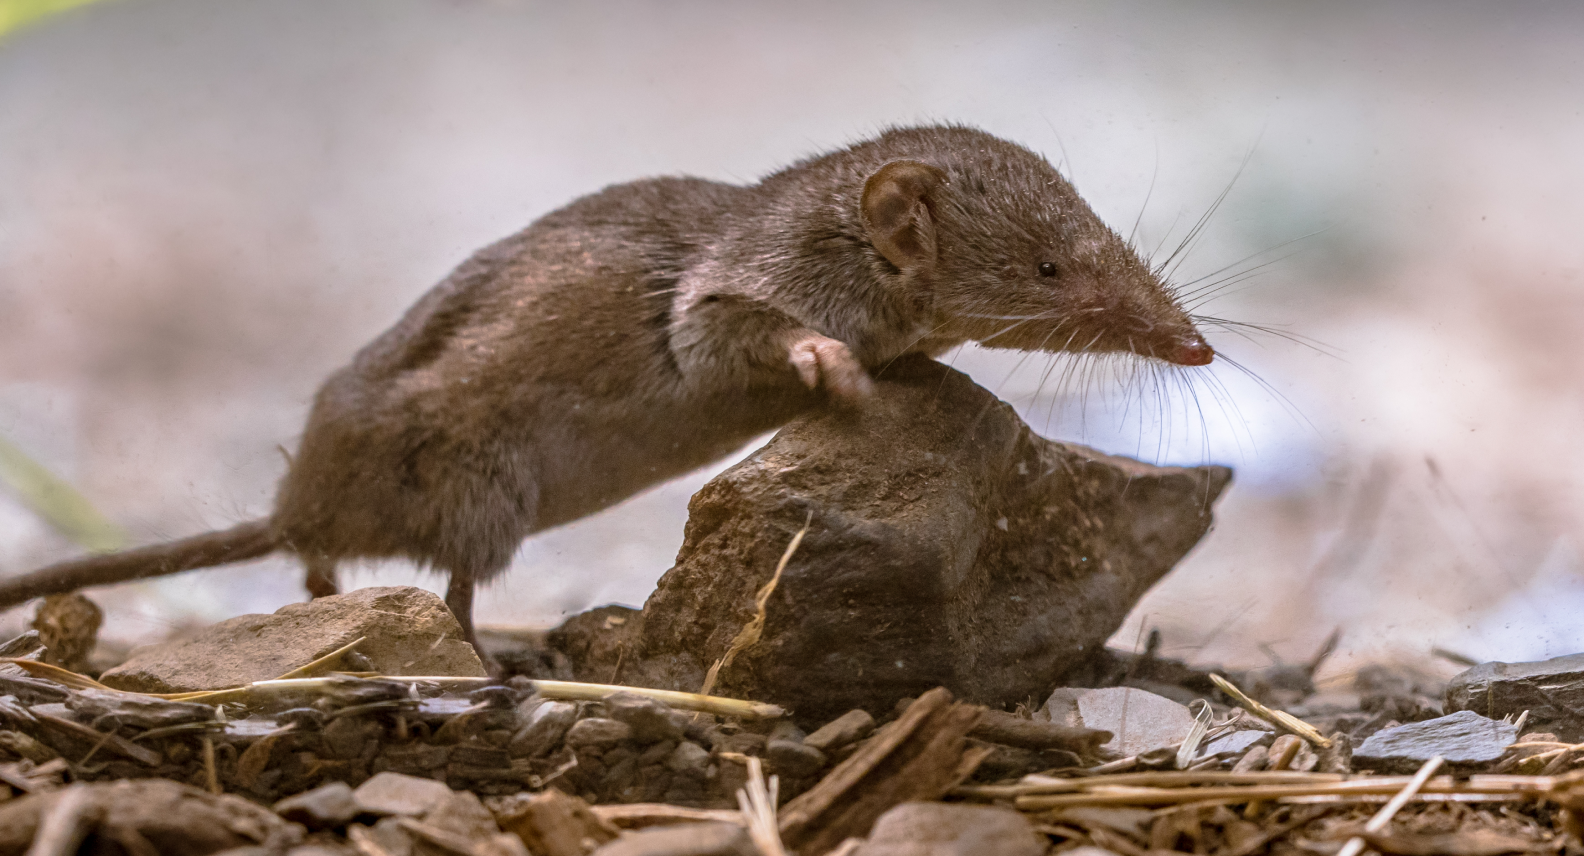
[[699, 514, 811, 698]]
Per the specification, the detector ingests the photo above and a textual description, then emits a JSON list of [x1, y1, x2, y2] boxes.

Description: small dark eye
[[1038, 262, 1058, 278]]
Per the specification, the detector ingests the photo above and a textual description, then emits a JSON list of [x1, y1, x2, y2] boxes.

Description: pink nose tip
[[1171, 337, 1215, 366]]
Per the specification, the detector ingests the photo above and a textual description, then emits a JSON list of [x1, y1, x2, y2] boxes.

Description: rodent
[[0, 125, 1214, 651]]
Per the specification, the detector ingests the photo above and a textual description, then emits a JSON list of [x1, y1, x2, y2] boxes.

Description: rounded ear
[[861, 160, 946, 273]]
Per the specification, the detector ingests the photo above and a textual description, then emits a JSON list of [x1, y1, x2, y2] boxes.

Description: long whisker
[[1128, 145, 1160, 250], [1193, 316, 1339, 358], [1157, 144, 1257, 281]]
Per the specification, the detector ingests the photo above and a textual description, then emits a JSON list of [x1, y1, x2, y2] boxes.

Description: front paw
[[787, 334, 875, 403]]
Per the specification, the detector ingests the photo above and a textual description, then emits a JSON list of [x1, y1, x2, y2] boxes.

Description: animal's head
[[858, 127, 1213, 366]]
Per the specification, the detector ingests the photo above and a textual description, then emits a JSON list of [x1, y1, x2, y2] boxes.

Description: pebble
[[1042, 687, 1194, 757], [604, 693, 685, 744], [352, 771, 455, 817], [1198, 729, 1269, 761], [566, 717, 634, 750], [273, 781, 360, 830], [510, 700, 580, 757], [766, 738, 827, 778], [855, 801, 1044, 856], [665, 741, 711, 774], [804, 709, 876, 753], [589, 821, 755, 856]]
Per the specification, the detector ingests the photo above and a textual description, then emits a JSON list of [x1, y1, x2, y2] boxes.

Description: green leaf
[[0, 0, 120, 42], [0, 432, 126, 553]]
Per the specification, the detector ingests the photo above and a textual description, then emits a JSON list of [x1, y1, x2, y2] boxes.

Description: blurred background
[[2, 0, 1582, 679]]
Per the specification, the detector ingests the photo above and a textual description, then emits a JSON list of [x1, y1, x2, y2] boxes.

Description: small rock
[[1043, 687, 1194, 756], [65, 689, 216, 729], [768, 721, 806, 743], [0, 780, 300, 856], [563, 358, 1230, 720], [274, 782, 360, 830], [423, 789, 501, 840], [855, 802, 1044, 856], [32, 593, 102, 673], [99, 586, 486, 693], [286, 845, 356, 856], [766, 738, 827, 778], [716, 732, 766, 756], [1355, 710, 1518, 772], [567, 717, 634, 750], [510, 700, 580, 758], [604, 692, 684, 744], [492, 790, 620, 855], [357, 818, 416, 856], [321, 716, 381, 761], [590, 821, 754, 856], [1446, 653, 1584, 740], [353, 772, 455, 817], [1198, 729, 1270, 760], [805, 709, 876, 752], [665, 741, 711, 774]]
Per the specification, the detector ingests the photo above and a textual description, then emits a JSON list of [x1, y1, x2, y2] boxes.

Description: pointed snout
[[1167, 334, 1215, 366]]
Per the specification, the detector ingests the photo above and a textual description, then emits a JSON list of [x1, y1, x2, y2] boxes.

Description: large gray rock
[[1354, 710, 1517, 773], [564, 357, 1230, 722], [1446, 653, 1584, 741], [100, 586, 485, 693]]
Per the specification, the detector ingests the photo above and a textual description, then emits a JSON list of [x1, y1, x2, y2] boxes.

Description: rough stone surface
[[766, 738, 827, 778], [100, 586, 485, 693], [567, 717, 634, 750], [273, 782, 360, 830], [509, 700, 579, 758], [560, 357, 1230, 721], [1354, 710, 1518, 773], [589, 821, 754, 856], [604, 692, 685, 744], [855, 801, 1044, 856], [805, 709, 876, 752], [665, 741, 711, 774], [1042, 687, 1195, 757], [1199, 729, 1270, 760], [353, 772, 456, 817], [1446, 653, 1584, 741], [0, 779, 299, 856]]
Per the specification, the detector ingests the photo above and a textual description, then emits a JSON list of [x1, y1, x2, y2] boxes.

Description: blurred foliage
[[0, 433, 126, 553], [0, 0, 116, 42]]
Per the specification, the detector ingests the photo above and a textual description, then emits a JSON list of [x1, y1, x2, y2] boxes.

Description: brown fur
[[0, 126, 1212, 649]]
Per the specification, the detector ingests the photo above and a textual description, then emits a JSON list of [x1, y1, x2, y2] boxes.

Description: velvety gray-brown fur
[[0, 125, 1214, 648]]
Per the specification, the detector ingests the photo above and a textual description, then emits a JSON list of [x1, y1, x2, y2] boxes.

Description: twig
[[25, 784, 94, 856], [1335, 755, 1443, 856], [701, 515, 811, 697], [202, 735, 220, 794], [1013, 771, 1544, 810], [1210, 674, 1332, 748], [737, 756, 788, 856], [274, 636, 368, 680]]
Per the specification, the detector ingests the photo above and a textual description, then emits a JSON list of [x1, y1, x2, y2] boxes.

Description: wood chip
[[777, 686, 988, 856]]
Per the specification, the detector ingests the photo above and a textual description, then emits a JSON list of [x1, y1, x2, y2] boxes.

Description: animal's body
[[0, 125, 1214, 649]]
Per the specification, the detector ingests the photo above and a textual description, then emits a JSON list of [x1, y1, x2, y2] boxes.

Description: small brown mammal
[[0, 125, 1214, 649]]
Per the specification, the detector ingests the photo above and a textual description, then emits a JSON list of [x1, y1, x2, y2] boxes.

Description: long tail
[[0, 519, 279, 610]]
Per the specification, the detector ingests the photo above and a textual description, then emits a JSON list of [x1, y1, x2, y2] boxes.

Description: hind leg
[[304, 555, 338, 599], [445, 572, 481, 655]]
